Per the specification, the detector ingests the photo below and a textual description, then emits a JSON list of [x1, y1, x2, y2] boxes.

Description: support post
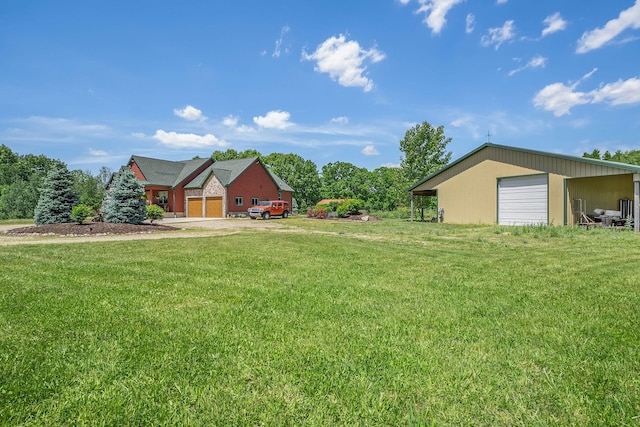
[[634, 174, 640, 233], [410, 194, 414, 222]]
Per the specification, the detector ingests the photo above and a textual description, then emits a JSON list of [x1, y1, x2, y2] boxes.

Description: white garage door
[[498, 175, 548, 226]]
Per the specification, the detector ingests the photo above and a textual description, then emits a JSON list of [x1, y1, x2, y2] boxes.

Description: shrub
[[315, 203, 331, 212], [314, 208, 328, 219], [336, 199, 364, 218], [327, 201, 340, 212], [70, 204, 95, 224], [146, 204, 166, 223]]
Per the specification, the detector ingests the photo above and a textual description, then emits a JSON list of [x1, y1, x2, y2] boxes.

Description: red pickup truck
[[248, 200, 290, 219]]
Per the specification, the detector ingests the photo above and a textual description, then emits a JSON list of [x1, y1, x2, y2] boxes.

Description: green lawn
[[1, 219, 639, 425]]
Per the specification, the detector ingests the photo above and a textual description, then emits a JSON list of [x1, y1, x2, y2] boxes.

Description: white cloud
[[273, 25, 290, 58], [89, 148, 108, 156], [253, 110, 293, 129], [382, 162, 401, 168], [534, 69, 640, 116], [508, 55, 547, 76], [533, 83, 589, 117], [131, 132, 146, 138], [397, 0, 410, 5], [577, 1, 640, 53], [450, 115, 481, 139], [236, 125, 256, 134], [331, 116, 349, 125], [466, 14, 475, 34], [481, 20, 516, 49], [18, 116, 109, 134], [414, 0, 465, 35], [153, 130, 227, 148], [222, 115, 238, 127], [590, 77, 640, 105], [542, 12, 568, 37], [362, 145, 379, 155], [302, 34, 385, 92], [173, 105, 206, 121]]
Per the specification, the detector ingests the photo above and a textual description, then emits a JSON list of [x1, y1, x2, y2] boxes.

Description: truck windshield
[[258, 201, 271, 206]]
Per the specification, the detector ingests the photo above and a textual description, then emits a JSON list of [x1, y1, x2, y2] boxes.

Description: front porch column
[[634, 174, 640, 233]]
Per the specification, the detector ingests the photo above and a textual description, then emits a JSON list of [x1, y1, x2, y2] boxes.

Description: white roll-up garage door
[[498, 175, 548, 225]]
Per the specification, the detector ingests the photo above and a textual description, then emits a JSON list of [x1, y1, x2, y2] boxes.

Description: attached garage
[[205, 197, 223, 218], [498, 175, 548, 225], [187, 198, 203, 218], [409, 143, 640, 231]]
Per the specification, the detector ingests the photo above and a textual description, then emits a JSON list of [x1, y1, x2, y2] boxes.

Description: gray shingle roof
[[130, 155, 211, 187], [183, 157, 293, 191]]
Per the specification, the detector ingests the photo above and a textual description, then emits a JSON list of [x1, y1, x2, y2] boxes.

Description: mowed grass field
[[1, 218, 639, 425]]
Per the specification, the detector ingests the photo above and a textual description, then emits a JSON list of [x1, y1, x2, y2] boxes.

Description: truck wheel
[[283, 211, 289, 218], [263, 212, 271, 220]]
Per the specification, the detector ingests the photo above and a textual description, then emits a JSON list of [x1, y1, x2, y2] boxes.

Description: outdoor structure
[[409, 143, 640, 232], [124, 155, 293, 218]]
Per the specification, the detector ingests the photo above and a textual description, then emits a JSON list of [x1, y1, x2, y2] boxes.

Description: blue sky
[[1, 0, 640, 174]]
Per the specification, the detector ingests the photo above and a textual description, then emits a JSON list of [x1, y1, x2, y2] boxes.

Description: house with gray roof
[[126, 155, 293, 218]]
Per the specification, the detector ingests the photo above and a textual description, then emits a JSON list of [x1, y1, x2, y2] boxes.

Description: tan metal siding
[[414, 146, 634, 194], [566, 174, 635, 224], [429, 160, 569, 225]]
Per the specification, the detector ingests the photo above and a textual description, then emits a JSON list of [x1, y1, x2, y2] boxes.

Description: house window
[[278, 192, 282, 200], [235, 196, 243, 206], [251, 197, 259, 206]]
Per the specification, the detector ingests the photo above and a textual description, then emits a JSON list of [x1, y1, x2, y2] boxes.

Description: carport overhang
[[409, 188, 437, 221]]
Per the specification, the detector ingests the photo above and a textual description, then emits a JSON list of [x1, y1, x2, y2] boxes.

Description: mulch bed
[[5, 222, 177, 236]]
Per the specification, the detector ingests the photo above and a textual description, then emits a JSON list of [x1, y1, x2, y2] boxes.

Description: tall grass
[[1, 220, 639, 425]]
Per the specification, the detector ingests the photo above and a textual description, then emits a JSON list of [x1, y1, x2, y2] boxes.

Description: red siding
[[128, 158, 213, 216], [173, 160, 213, 214], [227, 160, 293, 214], [130, 161, 145, 180]]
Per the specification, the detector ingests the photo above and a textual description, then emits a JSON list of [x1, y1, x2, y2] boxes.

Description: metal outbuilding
[[409, 143, 640, 231]]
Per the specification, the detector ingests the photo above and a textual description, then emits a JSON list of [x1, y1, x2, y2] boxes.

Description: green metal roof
[[408, 143, 640, 192], [129, 155, 211, 188]]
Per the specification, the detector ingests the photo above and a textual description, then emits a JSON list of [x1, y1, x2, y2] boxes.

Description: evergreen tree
[[33, 164, 77, 225], [103, 168, 146, 224]]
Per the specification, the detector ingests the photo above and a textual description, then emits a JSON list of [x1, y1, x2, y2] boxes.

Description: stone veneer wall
[[205, 175, 227, 216]]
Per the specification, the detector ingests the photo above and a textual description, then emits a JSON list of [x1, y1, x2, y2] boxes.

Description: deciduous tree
[[399, 121, 452, 186], [262, 153, 321, 209], [320, 162, 372, 201], [211, 149, 262, 161]]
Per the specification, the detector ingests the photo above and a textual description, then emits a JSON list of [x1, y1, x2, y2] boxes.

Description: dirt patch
[[5, 222, 177, 236]]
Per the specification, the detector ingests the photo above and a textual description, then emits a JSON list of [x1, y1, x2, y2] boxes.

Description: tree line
[[0, 144, 112, 220], [5, 122, 639, 221], [582, 148, 640, 165], [0, 121, 454, 220]]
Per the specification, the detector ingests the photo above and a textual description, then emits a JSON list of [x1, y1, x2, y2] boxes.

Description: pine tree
[[33, 164, 78, 225], [103, 167, 146, 224]]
